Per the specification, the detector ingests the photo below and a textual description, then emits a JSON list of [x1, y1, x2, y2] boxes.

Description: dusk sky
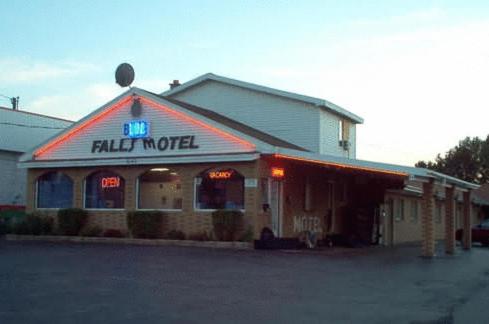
[[1, 0, 488, 166]]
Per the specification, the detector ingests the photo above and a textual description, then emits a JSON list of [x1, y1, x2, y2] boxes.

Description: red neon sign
[[209, 170, 233, 179], [271, 167, 285, 178], [101, 177, 120, 188]]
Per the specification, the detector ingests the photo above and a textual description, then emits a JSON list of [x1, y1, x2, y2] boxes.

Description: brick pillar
[[421, 180, 435, 257], [445, 187, 456, 254], [463, 190, 472, 250]]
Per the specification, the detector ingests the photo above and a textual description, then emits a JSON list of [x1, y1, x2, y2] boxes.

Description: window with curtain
[[37, 172, 73, 208], [138, 168, 182, 210]]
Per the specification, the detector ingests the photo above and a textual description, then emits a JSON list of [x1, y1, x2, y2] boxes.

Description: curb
[[3, 234, 253, 250]]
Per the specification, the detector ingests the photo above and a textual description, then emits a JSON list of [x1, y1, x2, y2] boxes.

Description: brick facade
[[27, 161, 261, 238]]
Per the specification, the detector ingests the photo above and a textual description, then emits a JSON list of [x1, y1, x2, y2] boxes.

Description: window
[[339, 120, 344, 141], [396, 199, 405, 221], [195, 168, 244, 210], [85, 171, 125, 209], [410, 200, 418, 223], [138, 168, 182, 210], [37, 172, 73, 208], [338, 119, 350, 144]]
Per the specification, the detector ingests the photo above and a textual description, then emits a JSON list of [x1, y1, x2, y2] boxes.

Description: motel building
[[19, 73, 480, 256]]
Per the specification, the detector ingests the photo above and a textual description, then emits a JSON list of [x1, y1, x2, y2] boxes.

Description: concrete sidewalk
[[1, 240, 488, 324]]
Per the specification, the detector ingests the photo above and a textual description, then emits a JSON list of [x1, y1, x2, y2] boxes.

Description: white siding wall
[[0, 150, 26, 205], [169, 81, 321, 152], [36, 99, 255, 161], [318, 110, 356, 158]]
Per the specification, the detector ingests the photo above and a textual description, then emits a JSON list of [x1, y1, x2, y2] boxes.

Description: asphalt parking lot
[[1, 240, 489, 324]]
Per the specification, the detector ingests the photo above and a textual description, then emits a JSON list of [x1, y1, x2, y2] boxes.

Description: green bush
[[239, 226, 254, 242], [11, 213, 54, 235], [165, 229, 186, 240], [79, 225, 103, 237], [212, 209, 244, 241], [127, 211, 165, 239], [57, 208, 88, 236]]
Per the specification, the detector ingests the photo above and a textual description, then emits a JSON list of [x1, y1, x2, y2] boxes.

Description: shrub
[[79, 225, 103, 237], [0, 219, 9, 235], [57, 208, 88, 236], [188, 231, 211, 241], [38, 215, 54, 235], [103, 229, 125, 238], [165, 229, 186, 240], [239, 226, 254, 242], [11, 213, 54, 235], [127, 211, 165, 239], [212, 209, 244, 241]]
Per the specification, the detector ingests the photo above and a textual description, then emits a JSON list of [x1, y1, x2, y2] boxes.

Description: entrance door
[[270, 179, 283, 237]]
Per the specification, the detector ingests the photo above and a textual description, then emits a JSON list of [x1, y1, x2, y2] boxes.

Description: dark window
[[195, 169, 244, 210], [37, 172, 73, 208], [85, 171, 125, 209], [138, 168, 182, 210]]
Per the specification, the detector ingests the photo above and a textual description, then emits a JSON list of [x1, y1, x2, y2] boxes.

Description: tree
[[415, 135, 489, 184]]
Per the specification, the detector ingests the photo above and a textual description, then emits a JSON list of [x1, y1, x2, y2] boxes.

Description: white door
[[270, 180, 283, 237]]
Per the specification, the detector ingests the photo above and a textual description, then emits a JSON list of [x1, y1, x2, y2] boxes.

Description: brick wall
[[27, 161, 260, 237]]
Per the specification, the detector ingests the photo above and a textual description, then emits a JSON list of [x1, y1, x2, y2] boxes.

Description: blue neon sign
[[123, 120, 149, 138]]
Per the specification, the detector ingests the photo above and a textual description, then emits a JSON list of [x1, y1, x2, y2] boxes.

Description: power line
[[0, 122, 67, 130]]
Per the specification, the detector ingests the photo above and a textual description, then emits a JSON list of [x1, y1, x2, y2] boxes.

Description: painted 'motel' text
[[91, 136, 199, 153], [293, 216, 322, 233]]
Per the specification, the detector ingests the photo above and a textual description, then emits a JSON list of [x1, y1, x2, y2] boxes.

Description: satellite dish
[[115, 63, 135, 87]]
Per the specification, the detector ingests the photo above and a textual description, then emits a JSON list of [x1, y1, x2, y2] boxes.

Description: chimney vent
[[11, 96, 19, 110], [169, 80, 181, 90]]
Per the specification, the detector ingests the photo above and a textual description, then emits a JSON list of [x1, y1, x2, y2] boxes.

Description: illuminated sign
[[209, 170, 233, 179], [271, 167, 285, 178], [123, 120, 149, 138], [101, 177, 121, 188]]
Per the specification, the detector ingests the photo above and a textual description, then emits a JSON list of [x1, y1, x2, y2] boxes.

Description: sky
[[1, 0, 489, 166]]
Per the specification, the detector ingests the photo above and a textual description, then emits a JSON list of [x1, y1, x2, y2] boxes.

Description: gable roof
[[20, 88, 304, 165], [0, 106, 73, 153], [161, 73, 364, 124], [147, 92, 307, 152]]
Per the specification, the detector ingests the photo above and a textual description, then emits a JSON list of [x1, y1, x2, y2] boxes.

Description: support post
[[445, 187, 455, 254], [463, 190, 472, 250], [422, 179, 435, 257]]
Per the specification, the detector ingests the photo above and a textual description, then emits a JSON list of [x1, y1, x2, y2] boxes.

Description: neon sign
[[101, 177, 121, 188], [209, 170, 233, 179], [123, 120, 149, 138], [271, 167, 285, 178]]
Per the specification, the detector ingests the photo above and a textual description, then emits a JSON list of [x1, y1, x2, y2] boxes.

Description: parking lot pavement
[[1, 240, 489, 324]]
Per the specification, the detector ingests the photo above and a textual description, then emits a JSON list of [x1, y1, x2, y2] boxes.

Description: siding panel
[[170, 81, 321, 152]]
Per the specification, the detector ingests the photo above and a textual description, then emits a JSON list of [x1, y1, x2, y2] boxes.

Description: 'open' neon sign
[[101, 177, 121, 188]]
